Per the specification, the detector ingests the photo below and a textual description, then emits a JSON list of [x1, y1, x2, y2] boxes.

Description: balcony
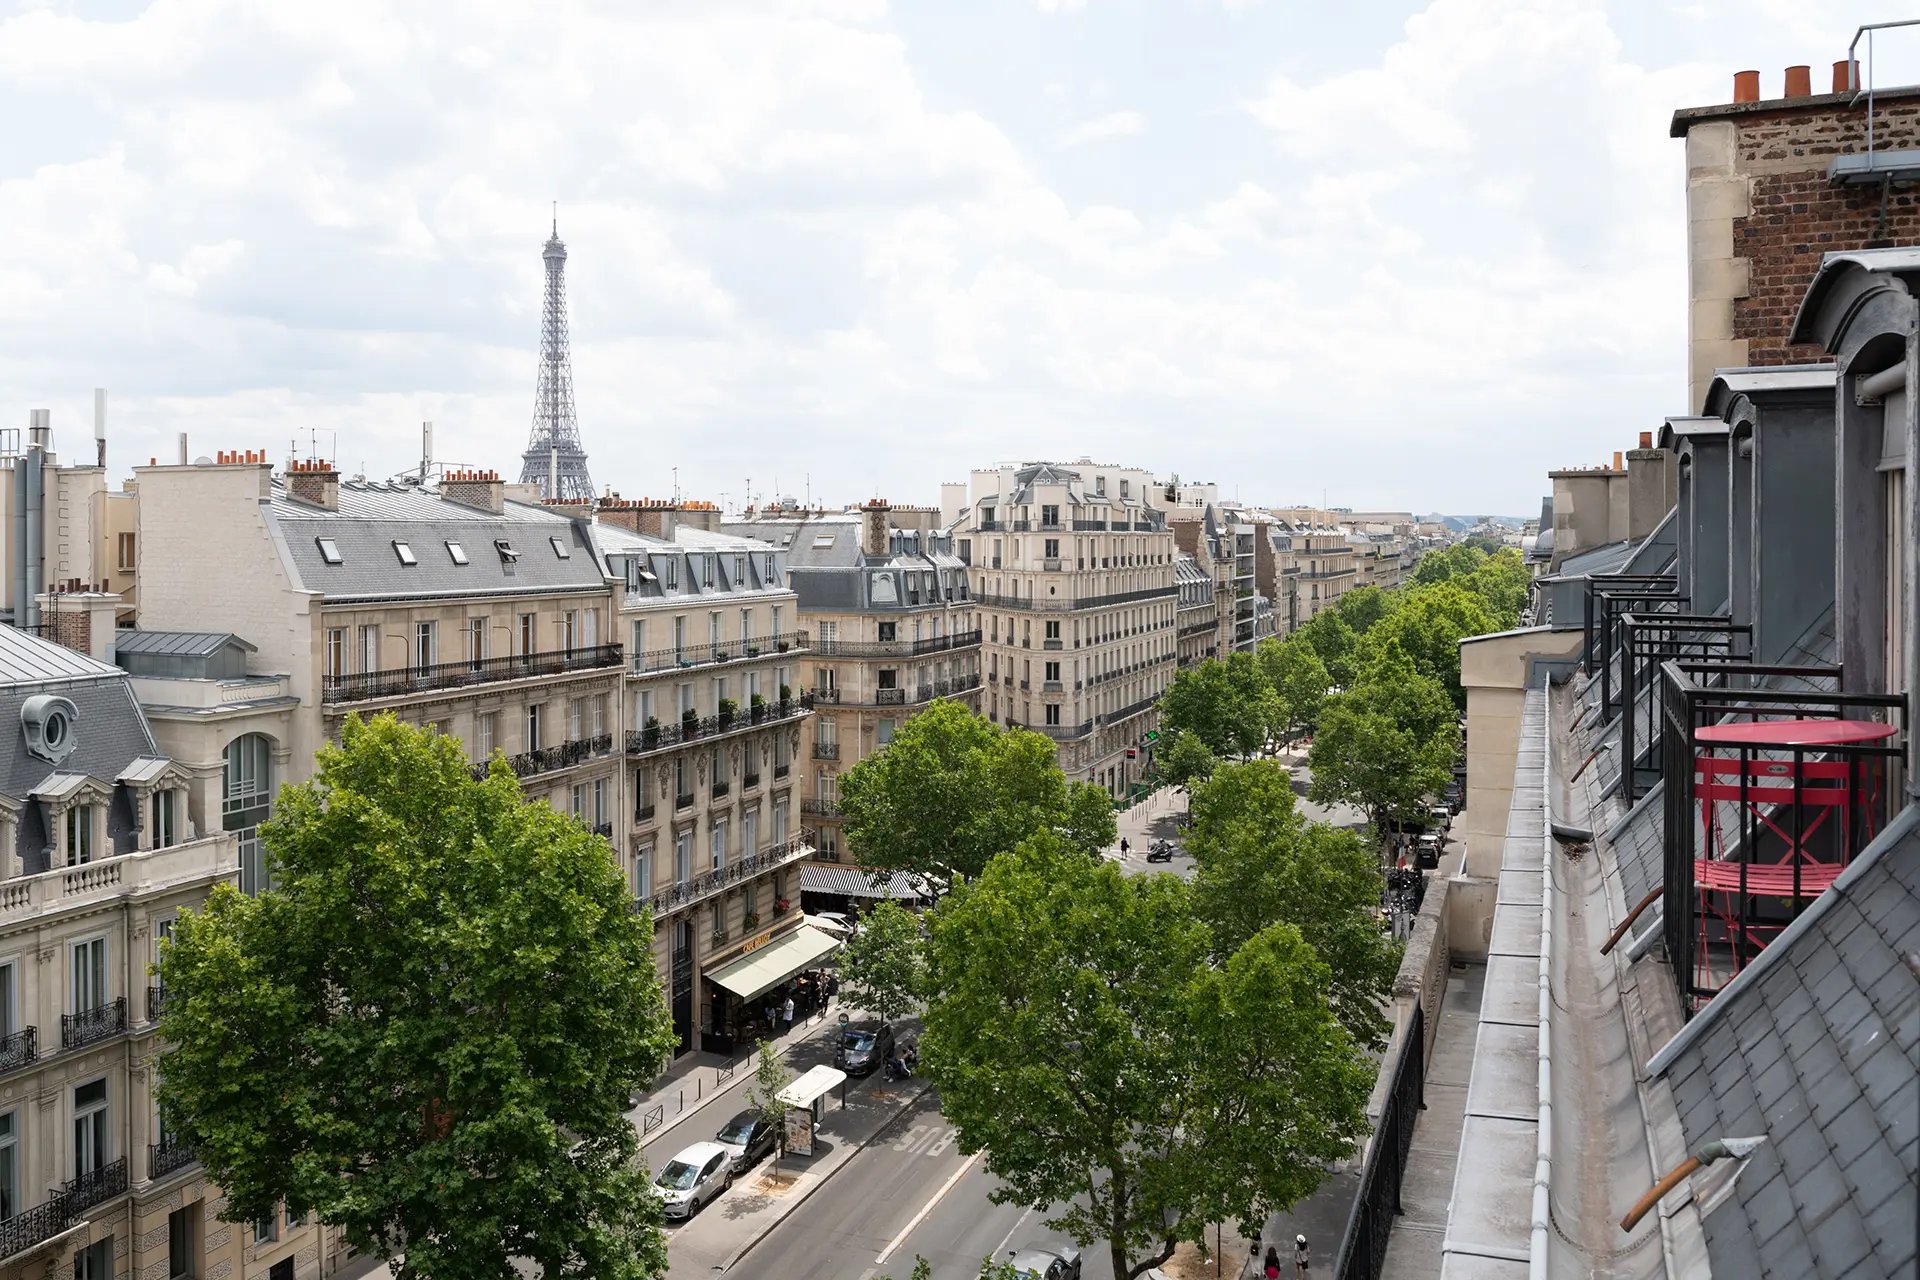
[[1042, 558, 1063, 572], [1035, 720, 1093, 741], [742, 771, 760, 789], [62, 999, 126, 1051], [801, 797, 841, 818], [0, 1192, 72, 1260], [323, 643, 623, 704], [625, 696, 814, 758], [628, 631, 810, 676], [812, 741, 840, 760], [149, 1136, 196, 1181], [0, 1027, 35, 1075], [472, 734, 615, 782], [975, 586, 1176, 612], [1042, 638, 1064, 650], [813, 630, 982, 660], [1042, 681, 1064, 692], [1100, 696, 1158, 725], [644, 834, 816, 918], [712, 781, 731, 799], [65, 1157, 128, 1214], [676, 792, 695, 810], [0, 840, 234, 926], [146, 985, 170, 1023], [875, 688, 907, 705]]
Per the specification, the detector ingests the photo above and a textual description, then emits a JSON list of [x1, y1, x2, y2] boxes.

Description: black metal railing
[[1618, 616, 1750, 804], [323, 644, 623, 703], [1101, 696, 1158, 725], [975, 585, 1177, 613], [1659, 660, 1905, 1015], [0, 1194, 71, 1258], [645, 834, 816, 917], [472, 733, 615, 782], [0, 1027, 35, 1074], [64, 1156, 128, 1213], [1581, 574, 1680, 715], [625, 696, 814, 757], [149, 1136, 196, 1180], [628, 631, 810, 674], [875, 688, 906, 705], [812, 742, 839, 759], [1334, 1003, 1425, 1280], [812, 631, 981, 660], [62, 998, 125, 1050], [147, 985, 170, 1023], [801, 798, 840, 818]]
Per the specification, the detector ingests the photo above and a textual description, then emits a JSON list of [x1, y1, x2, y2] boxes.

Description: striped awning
[[800, 863, 933, 899]]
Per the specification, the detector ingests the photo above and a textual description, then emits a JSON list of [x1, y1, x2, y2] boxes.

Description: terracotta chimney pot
[[1834, 59, 1859, 94], [1784, 65, 1811, 99], [1733, 70, 1760, 103]]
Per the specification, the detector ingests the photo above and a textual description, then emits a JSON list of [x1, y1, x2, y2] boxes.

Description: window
[[675, 831, 692, 882], [65, 804, 94, 866], [678, 683, 694, 715], [0, 961, 13, 1041], [878, 668, 897, 690], [562, 610, 578, 651], [466, 618, 486, 666], [630, 619, 646, 667], [1120, 479, 1131, 499], [315, 536, 343, 565], [710, 820, 727, 870], [743, 809, 759, 858], [73, 937, 108, 1014], [152, 789, 177, 848], [446, 540, 469, 565], [593, 779, 607, 827], [168, 1203, 200, 1280], [413, 621, 437, 670], [518, 613, 536, 655], [734, 554, 746, 582], [269, 1259, 293, 1280], [494, 539, 518, 564], [1042, 504, 1059, 526], [393, 540, 417, 566], [771, 604, 782, 636], [116, 532, 137, 572], [740, 608, 751, 647], [709, 611, 723, 654], [1095, 475, 1106, 496], [743, 881, 756, 919], [477, 713, 497, 759], [712, 747, 728, 785], [1044, 538, 1060, 559], [325, 627, 346, 679], [254, 1212, 278, 1244], [675, 756, 691, 802], [877, 719, 895, 746], [634, 845, 653, 900], [73, 1078, 108, 1178], [773, 801, 788, 846], [0, 1110, 15, 1222], [571, 784, 588, 822], [550, 536, 571, 559], [662, 556, 678, 587], [568, 697, 585, 740], [74, 1239, 112, 1280], [526, 704, 543, 751], [812, 534, 835, 550], [703, 556, 715, 588], [1045, 661, 1060, 681], [357, 624, 377, 672], [1045, 704, 1061, 726], [583, 609, 599, 648], [878, 621, 897, 643]]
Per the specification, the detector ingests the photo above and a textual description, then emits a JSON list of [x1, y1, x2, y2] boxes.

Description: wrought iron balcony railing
[[0, 1027, 34, 1075], [149, 1136, 196, 1180], [323, 644, 623, 703], [0, 1194, 70, 1259], [627, 632, 810, 675], [146, 985, 170, 1023], [64, 1157, 128, 1214], [472, 734, 615, 782], [625, 696, 814, 757], [812, 741, 839, 759], [812, 631, 982, 660], [975, 586, 1177, 613], [643, 834, 816, 918], [62, 998, 125, 1051]]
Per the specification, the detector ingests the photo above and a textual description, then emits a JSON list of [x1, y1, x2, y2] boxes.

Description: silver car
[[654, 1140, 732, 1220], [1007, 1244, 1082, 1280]]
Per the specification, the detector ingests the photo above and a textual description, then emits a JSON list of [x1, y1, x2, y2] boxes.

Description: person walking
[[1263, 1244, 1281, 1279], [782, 993, 795, 1031], [1294, 1235, 1310, 1278], [1119, 837, 1131, 857]]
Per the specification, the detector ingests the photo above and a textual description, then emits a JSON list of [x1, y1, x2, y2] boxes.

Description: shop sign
[[741, 928, 777, 955], [784, 1105, 815, 1157]]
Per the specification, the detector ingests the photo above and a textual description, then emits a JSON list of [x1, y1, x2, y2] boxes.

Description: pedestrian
[[782, 993, 795, 1030], [1263, 1244, 1281, 1279], [1119, 837, 1131, 856], [1295, 1234, 1310, 1278], [1244, 1243, 1262, 1279]]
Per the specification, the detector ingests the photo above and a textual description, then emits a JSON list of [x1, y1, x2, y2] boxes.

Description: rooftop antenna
[[672, 466, 680, 504]]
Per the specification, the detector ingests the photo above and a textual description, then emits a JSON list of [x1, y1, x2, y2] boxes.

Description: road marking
[[990, 1204, 1036, 1261], [873, 1148, 982, 1267]]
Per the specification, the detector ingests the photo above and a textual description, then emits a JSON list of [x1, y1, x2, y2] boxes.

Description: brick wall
[[1731, 98, 1920, 364]]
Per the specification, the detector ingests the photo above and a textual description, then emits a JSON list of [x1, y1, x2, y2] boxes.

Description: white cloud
[[1054, 109, 1147, 150]]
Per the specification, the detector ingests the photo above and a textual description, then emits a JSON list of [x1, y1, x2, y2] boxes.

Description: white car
[[809, 911, 856, 937], [654, 1140, 732, 1220]]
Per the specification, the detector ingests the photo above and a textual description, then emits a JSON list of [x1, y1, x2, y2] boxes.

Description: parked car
[[713, 1109, 777, 1172], [1007, 1244, 1083, 1280], [1416, 832, 1442, 870], [808, 911, 855, 938], [835, 1022, 895, 1076], [1428, 804, 1453, 832], [654, 1141, 732, 1220]]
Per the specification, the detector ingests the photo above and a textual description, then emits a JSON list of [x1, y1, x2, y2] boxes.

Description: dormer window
[[495, 539, 518, 563], [393, 541, 417, 566], [661, 557, 678, 587], [446, 541, 469, 565], [316, 537, 343, 565], [702, 557, 714, 588], [550, 536, 571, 559]]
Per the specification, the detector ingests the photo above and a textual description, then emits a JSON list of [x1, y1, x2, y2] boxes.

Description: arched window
[[223, 735, 273, 894]]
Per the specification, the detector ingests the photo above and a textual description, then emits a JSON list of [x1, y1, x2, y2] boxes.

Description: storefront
[[701, 922, 843, 1054]]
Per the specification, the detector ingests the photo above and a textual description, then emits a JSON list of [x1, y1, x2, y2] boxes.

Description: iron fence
[[62, 998, 125, 1051], [1617, 616, 1751, 804], [64, 1156, 128, 1214], [1334, 1003, 1425, 1280], [642, 1105, 664, 1136], [0, 1026, 35, 1075], [323, 643, 623, 703], [149, 1136, 196, 1180]]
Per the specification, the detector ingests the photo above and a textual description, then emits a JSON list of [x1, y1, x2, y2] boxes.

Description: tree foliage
[[156, 715, 673, 1280], [1331, 584, 1394, 634], [1458, 548, 1531, 628], [836, 899, 926, 1023], [1157, 651, 1282, 759], [749, 1039, 792, 1161], [1307, 692, 1454, 837], [1410, 542, 1488, 587], [1157, 729, 1220, 789], [1363, 582, 1498, 708], [1291, 610, 1361, 689], [1187, 761, 1400, 1049], [838, 700, 1111, 892], [1257, 638, 1331, 737], [922, 835, 1372, 1280]]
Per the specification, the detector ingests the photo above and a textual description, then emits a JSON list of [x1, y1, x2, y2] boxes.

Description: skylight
[[550, 536, 571, 559], [495, 539, 518, 563], [393, 541, 417, 566], [812, 534, 836, 549], [316, 537, 343, 565], [446, 541, 469, 565]]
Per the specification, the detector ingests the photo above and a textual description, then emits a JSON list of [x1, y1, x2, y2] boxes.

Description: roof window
[[495, 539, 519, 563], [812, 534, 836, 549], [316, 537, 343, 565], [393, 540, 417, 566], [550, 536, 571, 559], [446, 540, 469, 565]]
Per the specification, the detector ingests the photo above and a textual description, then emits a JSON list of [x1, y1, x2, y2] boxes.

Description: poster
[[783, 1105, 814, 1157]]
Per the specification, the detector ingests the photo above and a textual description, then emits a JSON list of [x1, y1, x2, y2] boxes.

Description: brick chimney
[[861, 498, 891, 558], [441, 468, 504, 515], [286, 457, 340, 511], [37, 588, 123, 663]]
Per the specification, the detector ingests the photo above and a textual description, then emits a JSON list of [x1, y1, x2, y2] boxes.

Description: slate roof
[[1651, 806, 1919, 1280], [718, 516, 971, 614], [113, 630, 256, 658], [269, 480, 610, 602], [588, 523, 792, 606], [0, 625, 122, 686]]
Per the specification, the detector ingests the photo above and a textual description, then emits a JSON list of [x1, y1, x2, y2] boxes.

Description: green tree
[[156, 715, 673, 1280], [1331, 584, 1394, 634], [839, 700, 1113, 892], [1363, 582, 1498, 708], [1410, 542, 1488, 587], [1307, 693, 1454, 840], [1187, 761, 1400, 1048], [1157, 652, 1281, 759], [1291, 610, 1361, 688], [1257, 639, 1331, 738], [749, 1039, 793, 1162], [1457, 547, 1531, 628], [922, 835, 1372, 1280], [836, 899, 925, 1023], [1347, 643, 1457, 745], [1157, 729, 1220, 789]]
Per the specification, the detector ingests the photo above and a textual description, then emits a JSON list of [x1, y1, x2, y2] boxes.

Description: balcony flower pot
[[715, 650, 732, 663], [777, 641, 790, 653], [643, 717, 662, 747], [742, 911, 761, 930], [774, 898, 791, 915], [747, 646, 761, 657], [682, 709, 701, 738], [779, 684, 792, 701], [718, 698, 739, 723]]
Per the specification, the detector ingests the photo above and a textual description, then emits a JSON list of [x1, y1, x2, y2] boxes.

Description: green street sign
[[1144, 730, 1159, 742]]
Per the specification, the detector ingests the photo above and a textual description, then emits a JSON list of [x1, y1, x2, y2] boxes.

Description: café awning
[[705, 924, 842, 1002], [800, 863, 933, 899]]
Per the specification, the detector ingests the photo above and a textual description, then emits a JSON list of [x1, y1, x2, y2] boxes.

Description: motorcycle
[[1146, 840, 1176, 863], [886, 1041, 920, 1081]]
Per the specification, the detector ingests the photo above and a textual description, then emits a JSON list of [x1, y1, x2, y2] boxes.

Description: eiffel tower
[[519, 214, 596, 501]]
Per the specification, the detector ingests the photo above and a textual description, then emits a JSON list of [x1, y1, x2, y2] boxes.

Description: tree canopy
[[1256, 638, 1331, 738], [1186, 761, 1400, 1049], [836, 899, 925, 1023], [838, 700, 1115, 892], [1156, 729, 1221, 789], [922, 835, 1372, 1280], [156, 715, 673, 1280], [1363, 582, 1498, 708], [1306, 690, 1454, 837], [1156, 651, 1282, 759]]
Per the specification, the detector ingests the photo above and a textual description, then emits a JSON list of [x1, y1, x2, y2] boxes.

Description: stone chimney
[[286, 457, 339, 511], [441, 468, 505, 515], [675, 500, 722, 534], [38, 588, 123, 663], [861, 498, 891, 558], [1625, 433, 1676, 542], [596, 496, 669, 537]]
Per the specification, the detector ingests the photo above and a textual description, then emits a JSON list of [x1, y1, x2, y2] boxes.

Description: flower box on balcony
[[777, 641, 790, 653], [742, 911, 761, 930], [718, 698, 739, 723]]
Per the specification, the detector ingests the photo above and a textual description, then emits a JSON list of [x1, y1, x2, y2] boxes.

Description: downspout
[[1531, 692, 1558, 1280], [11, 438, 25, 626], [24, 410, 46, 629]]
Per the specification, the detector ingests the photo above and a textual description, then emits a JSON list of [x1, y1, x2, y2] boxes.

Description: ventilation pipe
[[10, 439, 25, 627], [93, 389, 106, 469], [177, 432, 188, 466], [23, 411, 46, 629]]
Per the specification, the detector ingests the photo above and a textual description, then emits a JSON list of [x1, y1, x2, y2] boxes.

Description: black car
[[835, 1023, 895, 1076], [713, 1109, 777, 1172]]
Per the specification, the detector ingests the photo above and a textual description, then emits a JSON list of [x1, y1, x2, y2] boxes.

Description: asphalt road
[[735, 1092, 1118, 1280]]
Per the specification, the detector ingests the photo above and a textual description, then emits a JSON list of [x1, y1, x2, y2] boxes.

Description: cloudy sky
[[0, 0, 1908, 515]]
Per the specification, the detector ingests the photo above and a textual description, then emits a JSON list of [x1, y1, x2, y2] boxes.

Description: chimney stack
[[1834, 59, 1859, 94], [440, 468, 505, 515], [287, 457, 340, 511], [1733, 69, 1760, 103], [1784, 64, 1811, 99], [1613, 450, 1625, 472], [862, 498, 891, 559]]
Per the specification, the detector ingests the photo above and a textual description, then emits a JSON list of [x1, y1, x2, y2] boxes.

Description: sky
[[0, 0, 1913, 516]]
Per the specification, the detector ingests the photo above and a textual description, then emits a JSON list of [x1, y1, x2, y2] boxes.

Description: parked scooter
[[1146, 839, 1177, 863], [886, 1041, 919, 1081]]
